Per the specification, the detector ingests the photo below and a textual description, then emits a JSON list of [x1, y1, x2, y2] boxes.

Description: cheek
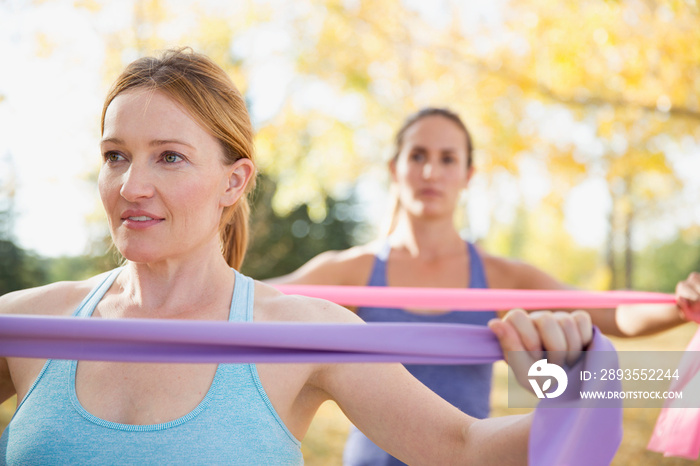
[[177, 178, 223, 217], [394, 163, 414, 183], [97, 169, 116, 207]]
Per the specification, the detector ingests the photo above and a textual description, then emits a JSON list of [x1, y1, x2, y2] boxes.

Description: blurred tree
[[278, 0, 699, 289], [635, 226, 700, 293], [242, 175, 362, 279], [0, 154, 48, 295], [22, 0, 699, 290], [0, 240, 49, 296], [483, 202, 606, 290], [475, 0, 699, 288], [43, 251, 119, 283]]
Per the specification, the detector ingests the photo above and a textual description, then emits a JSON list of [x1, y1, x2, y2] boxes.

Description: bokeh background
[[1, 0, 699, 464]]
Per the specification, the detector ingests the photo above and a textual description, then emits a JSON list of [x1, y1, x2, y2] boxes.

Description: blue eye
[[163, 152, 183, 163]]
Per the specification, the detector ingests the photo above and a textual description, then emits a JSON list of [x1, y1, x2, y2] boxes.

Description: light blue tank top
[[0, 268, 302, 466], [344, 241, 496, 466]]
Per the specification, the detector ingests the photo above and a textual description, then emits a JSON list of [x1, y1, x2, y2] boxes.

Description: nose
[[422, 161, 437, 180], [120, 163, 155, 201]]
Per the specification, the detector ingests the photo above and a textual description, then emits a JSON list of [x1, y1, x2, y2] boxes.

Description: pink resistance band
[[273, 285, 675, 310], [647, 327, 700, 459]]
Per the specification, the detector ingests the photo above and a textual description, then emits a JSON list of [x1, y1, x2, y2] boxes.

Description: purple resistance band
[[0, 314, 500, 364], [0, 314, 622, 465]]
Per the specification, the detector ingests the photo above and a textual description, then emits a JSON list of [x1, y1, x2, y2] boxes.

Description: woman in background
[[271, 107, 692, 465]]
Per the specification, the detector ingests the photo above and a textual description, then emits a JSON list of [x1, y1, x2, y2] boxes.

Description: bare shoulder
[[0, 273, 109, 317], [270, 242, 380, 286], [253, 280, 363, 324], [319, 242, 379, 272], [476, 246, 566, 290]]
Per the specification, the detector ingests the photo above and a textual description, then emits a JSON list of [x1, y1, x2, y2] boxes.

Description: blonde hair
[[101, 47, 255, 269], [385, 108, 473, 235]]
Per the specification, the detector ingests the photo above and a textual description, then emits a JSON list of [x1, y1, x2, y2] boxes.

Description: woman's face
[[391, 115, 473, 220], [98, 89, 247, 263]]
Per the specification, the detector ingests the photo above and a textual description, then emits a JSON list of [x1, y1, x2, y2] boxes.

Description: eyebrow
[[411, 145, 457, 154], [100, 137, 195, 149]]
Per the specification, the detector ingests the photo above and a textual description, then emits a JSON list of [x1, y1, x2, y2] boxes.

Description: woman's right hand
[[488, 309, 593, 390]]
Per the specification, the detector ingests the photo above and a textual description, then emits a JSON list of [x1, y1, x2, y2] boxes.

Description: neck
[[113, 241, 235, 319], [389, 211, 464, 259]]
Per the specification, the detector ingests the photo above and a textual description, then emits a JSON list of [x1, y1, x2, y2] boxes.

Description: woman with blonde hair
[[0, 47, 598, 465]]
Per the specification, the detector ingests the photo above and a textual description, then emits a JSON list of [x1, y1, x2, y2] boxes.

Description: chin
[[116, 242, 167, 264], [414, 204, 450, 219]]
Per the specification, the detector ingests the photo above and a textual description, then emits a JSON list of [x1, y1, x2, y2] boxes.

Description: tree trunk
[[624, 204, 634, 290], [606, 199, 617, 290]]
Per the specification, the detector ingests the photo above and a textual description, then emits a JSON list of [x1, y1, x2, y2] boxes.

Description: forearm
[[460, 413, 532, 465], [614, 303, 686, 337]]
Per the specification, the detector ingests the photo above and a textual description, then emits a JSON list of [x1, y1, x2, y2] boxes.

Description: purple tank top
[[344, 241, 496, 466]]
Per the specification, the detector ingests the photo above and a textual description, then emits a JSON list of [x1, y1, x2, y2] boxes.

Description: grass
[[2, 323, 697, 464]]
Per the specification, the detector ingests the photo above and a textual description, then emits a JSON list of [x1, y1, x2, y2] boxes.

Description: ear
[[463, 165, 475, 189], [388, 158, 398, 183], [220, 158, 255, 207]]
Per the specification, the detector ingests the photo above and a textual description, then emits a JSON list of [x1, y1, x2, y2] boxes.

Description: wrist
[[677, 303, 700, 324]]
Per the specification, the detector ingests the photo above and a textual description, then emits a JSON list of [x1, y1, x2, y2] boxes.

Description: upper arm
[[485, 255, 623, 334], [300, 295, 511, 463], [503, 260, 571, 291], [0, 279, 94, 404], [264, 246, 374, 286], [256, 291, 470, 461], [257, 288, 529, 464], [316, 358, 475, 464], [484, 255, 572, 298], [265, 250, 345, 285], [313, 358, 530, 465], [508, 263, 623, 334], [0, 289, 31, 403]]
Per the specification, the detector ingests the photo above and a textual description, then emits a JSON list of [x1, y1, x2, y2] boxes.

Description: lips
[[120, 210, 164, 229], [419, 188, 443, 197]]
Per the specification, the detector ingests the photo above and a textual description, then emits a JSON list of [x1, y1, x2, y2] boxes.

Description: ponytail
[[384, 185, 401, 237], [220, 185, 254, 270]]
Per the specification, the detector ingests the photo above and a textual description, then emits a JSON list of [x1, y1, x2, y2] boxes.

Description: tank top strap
[[376, 240, 391, 261], [365, 241, 391, 287], [73, 268, 123, 317], [466, 242, 489, 289], [74, 268, 252, 322], [229, 269, 254, 323]]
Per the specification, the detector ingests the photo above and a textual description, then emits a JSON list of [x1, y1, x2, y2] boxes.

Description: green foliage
[[0, 243, 121, 296], [0, 240, 48, 295], [634, 231, 700, 293], [242, 175, 361, 279], [43, 252, 121, 284]]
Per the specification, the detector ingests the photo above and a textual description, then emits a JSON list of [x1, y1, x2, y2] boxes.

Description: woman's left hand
[[676, 272, 700, 323]]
